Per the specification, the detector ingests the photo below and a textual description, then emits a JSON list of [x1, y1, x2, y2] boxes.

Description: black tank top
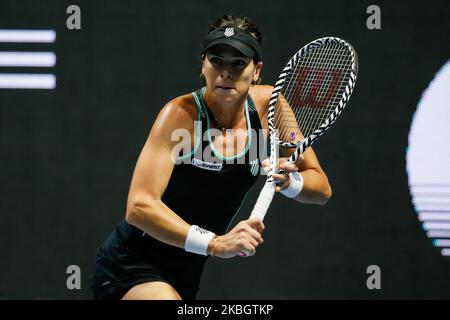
[[108, 88, 264, 285]]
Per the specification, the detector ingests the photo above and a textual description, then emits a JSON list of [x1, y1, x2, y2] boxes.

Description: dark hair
[[200, 14, 263, 84]]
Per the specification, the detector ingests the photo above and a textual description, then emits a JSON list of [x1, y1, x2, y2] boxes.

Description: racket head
[[269, 37, 358, 152]]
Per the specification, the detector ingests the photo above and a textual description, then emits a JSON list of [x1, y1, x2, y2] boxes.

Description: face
[[202, 44, 262, 102]]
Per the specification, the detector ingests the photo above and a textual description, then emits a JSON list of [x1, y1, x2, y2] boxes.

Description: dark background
[[0, 0, 449, 299]]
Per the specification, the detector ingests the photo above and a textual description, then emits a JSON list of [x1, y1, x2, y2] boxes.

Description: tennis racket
[[250, 36, 358, 223]]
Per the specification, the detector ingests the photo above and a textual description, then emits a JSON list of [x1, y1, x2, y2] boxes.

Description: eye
[[233, 59, 247, 67], [209, 57, 222, 64]]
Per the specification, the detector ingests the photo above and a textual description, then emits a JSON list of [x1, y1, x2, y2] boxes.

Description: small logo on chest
[[192, 158, 223, 171]]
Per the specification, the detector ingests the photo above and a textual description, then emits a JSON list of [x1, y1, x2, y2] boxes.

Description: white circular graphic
[[406, 60, 450, 257]]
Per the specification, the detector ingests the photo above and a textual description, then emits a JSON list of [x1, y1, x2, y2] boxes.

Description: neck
[[203, 87, 247, 131]]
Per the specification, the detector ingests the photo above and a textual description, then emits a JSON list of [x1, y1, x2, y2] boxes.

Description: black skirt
[[88, 220, 207, 300]]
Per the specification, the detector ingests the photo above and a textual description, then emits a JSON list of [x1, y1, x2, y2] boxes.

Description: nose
[[220, 69, 232, 79]]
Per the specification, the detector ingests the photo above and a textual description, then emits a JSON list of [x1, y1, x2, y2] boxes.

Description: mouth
[[216, 85, 235, 90]]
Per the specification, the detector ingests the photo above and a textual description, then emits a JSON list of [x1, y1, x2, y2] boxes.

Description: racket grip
[[249, 181, 276, 221], [240, 182, 275, 257]]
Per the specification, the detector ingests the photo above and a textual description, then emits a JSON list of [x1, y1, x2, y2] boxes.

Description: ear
[[253, 61, 263, 83], [201, 54, 206, 77]]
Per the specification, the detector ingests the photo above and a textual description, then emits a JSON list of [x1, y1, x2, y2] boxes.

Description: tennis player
[[89, 14, 332, 300]]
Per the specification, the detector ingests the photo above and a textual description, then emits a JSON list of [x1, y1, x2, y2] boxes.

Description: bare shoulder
[[249, 84, 273, 116], [249, 84, 273, 102], [153, 93, 198, 134]]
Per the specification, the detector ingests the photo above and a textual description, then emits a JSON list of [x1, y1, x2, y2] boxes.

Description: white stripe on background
[[441, 248, 450, 256], [0, 52, 56, 67], [0, 30, 56, 43], [414, 197, 450, 203], [419, 212, 450, 221], [413, 194, 450, 201], [433, 239, 450, 247], [427, 230, 450, 238], [413, 199, 450, 209], [415, 204, 450, 211], [0, 74, 55, 89], [423, 222, 450, 231], [410, 185, 450, 194]]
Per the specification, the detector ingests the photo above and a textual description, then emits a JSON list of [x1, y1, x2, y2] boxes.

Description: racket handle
[[249, 181, 276, 221], [239, 182, 276, 257], [239, 181, 275, 257]]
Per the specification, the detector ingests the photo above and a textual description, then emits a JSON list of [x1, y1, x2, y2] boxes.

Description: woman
[[89, 14, 332, 300]]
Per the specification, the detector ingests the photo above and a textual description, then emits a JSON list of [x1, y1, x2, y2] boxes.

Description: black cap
[[201, 27, 262, 61]]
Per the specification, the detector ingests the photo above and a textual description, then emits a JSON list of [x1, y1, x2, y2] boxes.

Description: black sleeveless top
[[102, 88, 264, 287]]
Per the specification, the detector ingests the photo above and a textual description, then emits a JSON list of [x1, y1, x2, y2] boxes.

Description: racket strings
[[275, 52, 317, 140], [276, 45, 326, 139], [274, 44, 354, 141], [295, 46, 352, 136], [304, 44, 344, 134], [275, 54, 305, 141], [273, 96, 299, 142], [307, 45, 352, 134], [292, 43, 333, 137], [292, 45, 351, 137]]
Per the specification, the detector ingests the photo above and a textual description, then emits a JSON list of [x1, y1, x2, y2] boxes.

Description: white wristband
[[184, 225, 215, 256], [280, 171, 304, 198]]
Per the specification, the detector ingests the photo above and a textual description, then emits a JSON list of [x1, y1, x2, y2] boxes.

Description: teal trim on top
[[225, 190, 250, 233], [200, 88, 252, 161], [176, 92, 203, 161]]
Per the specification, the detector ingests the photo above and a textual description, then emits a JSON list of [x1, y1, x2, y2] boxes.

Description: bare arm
[[125, 100, 194, 249]]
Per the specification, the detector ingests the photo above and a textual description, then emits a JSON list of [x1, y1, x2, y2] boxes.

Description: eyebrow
[[207, 46, 247, 58], [207, 52, 247, 59]]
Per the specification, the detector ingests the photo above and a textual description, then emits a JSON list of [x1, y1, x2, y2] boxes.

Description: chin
[[215, 87, 237, 98]]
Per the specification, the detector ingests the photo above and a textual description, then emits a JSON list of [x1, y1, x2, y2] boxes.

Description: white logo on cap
[[224, 27, 234, 37]]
